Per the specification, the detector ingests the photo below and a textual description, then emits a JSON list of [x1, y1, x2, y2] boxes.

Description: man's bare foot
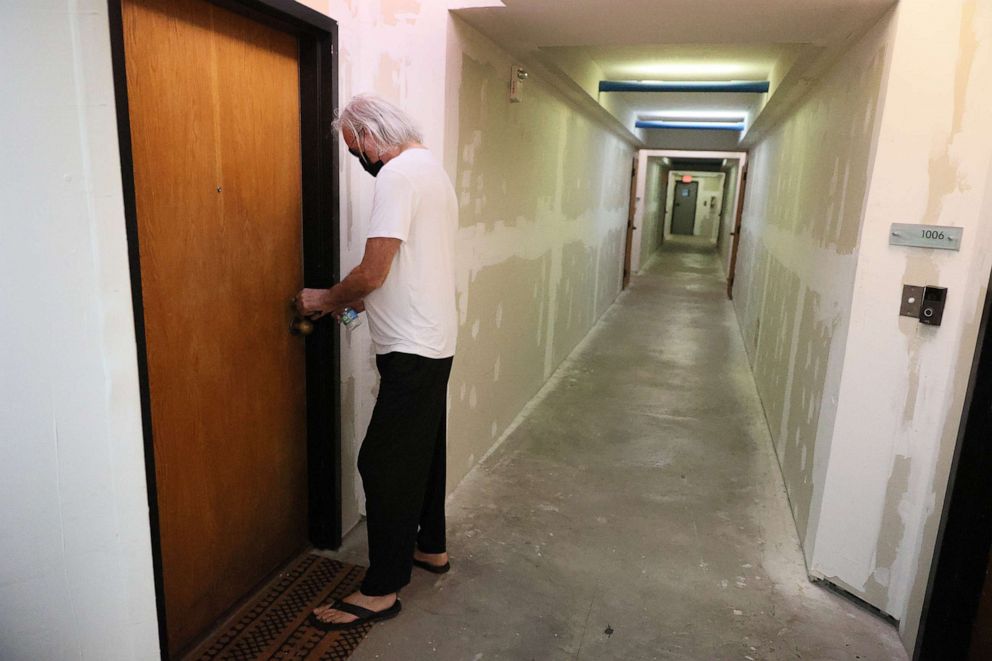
[[312, 590, 397, 624], [413, 549, 449, 569]]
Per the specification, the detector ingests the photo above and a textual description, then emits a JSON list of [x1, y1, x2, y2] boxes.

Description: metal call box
[[901, 285, 947, 326], [920, 286, 947, 326]]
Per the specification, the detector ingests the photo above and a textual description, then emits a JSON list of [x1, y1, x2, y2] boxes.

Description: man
[[296, 94, 458, 630]]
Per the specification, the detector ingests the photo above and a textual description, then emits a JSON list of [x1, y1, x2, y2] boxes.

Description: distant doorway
[[672, 181, 699, 235], [623, 156, 638, 288], [726, 161, 749, 299]]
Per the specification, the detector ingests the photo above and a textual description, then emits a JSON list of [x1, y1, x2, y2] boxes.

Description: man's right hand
[[295, 288, 335, 320]]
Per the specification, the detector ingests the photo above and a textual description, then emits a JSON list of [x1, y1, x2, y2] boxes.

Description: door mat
[[185, 552, 373, 661]]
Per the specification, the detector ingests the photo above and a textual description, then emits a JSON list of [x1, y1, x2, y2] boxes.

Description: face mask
[[350, 148, 384, 177], [349, 146, 384, 177]]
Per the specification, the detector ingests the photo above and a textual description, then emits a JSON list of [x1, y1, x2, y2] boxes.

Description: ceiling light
[[638, 110, 749, 123], [636, 120, 744, 132], [614, 62, 757, 79], [599, 80, 769, 93]]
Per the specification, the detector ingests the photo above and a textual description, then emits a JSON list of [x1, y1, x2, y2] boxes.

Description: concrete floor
[[321, 239, 908, 661]]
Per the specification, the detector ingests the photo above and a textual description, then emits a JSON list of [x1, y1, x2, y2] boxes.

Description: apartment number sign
[[889, 223, 963, 251]]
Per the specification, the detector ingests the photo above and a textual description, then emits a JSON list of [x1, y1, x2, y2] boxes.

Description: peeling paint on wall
[[812, 0, 992, 651], [380, 0, 422, 26], [731, 10, 893, 563], [639, 158, 666, 268], [446, 17, 634, 494]]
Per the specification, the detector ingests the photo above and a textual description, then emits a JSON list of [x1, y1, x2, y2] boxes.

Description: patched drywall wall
[[808, 0, 992, 650], [731, 9, 893, 557], [0, 3, 160, 659], [733, 0, 992, 653], [718, 162, 740, 276], [444, 16, 634, 491], [638, 158, 667, 268]]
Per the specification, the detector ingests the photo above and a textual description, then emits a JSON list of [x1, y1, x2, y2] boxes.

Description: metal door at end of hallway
[[672, 181, 699, 235], [117, 0, 338, 654]]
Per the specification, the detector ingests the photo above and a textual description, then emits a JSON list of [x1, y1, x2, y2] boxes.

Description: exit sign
[[681, 175, 693, 183]]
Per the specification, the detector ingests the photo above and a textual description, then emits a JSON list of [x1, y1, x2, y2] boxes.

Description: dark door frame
[[726, 159, 749, 299], [106, 1, 341, 657], [915, 271, 992, 660], [623, 156, 638, 289]]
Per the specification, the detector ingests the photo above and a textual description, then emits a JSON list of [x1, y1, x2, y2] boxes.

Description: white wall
[[0, 3, 160, 660], [731, 4, 892, 566], [732, 0, 992, 653], [442, 16, 634, 500], [810, 0, 992, 649], [637, 158, 666, 268]]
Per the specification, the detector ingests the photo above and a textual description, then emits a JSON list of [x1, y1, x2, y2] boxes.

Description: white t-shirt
[[364, 148, 458, 358]]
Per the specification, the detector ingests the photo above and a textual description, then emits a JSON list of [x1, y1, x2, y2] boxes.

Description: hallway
[[329, 240, 906, 661]]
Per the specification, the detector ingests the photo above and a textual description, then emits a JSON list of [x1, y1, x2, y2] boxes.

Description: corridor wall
[[732, 5, 891, 558], [639, 158, 667, 268], [815, 0, 992, 649], [734, 0, 992, 652], [443, 16, 635, 489], [0, 4, 161, 659]]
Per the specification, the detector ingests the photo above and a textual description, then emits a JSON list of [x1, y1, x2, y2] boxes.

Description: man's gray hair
[[333, 94, 423, 150]]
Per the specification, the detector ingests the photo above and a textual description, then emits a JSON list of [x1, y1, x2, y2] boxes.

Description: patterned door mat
[[184, 552, 373, 661]]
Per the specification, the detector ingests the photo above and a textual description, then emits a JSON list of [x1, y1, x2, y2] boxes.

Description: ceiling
[[549, 44, 796, 82], [453, 0, 896, 48], [452, 0, 897, 149]]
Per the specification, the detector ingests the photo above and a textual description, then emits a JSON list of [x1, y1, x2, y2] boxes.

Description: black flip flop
[[412, 558, 451, 574], [308, 598, 402, 631]]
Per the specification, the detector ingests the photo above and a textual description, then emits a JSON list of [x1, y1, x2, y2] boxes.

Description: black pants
[[359, 351, 453, 596]]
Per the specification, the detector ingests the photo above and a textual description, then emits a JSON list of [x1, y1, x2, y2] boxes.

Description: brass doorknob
[[290, 317, 315, 336]]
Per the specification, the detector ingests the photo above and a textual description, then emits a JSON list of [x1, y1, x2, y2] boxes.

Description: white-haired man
[[296, 94, 458, 629]]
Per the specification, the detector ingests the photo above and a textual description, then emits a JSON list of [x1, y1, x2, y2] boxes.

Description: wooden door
[[623, 157, 638, 289], [671, 181, 699, 235], [122, 0, 308, 653], [726, 162, 748, 299]]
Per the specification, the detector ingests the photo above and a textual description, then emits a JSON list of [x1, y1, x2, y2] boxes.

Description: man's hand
[[295, 288, 335, 320], [294, 237, 399, 321]]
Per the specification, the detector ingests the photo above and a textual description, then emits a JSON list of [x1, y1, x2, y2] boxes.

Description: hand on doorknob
[[294, 288, 334, 320]]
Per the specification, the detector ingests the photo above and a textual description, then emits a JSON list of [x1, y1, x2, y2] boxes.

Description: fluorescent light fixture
[[636, 120, 744, 131], [638, 110, 749, 123], [613, 62, 757, 79], [599, 81, 770, 93]]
